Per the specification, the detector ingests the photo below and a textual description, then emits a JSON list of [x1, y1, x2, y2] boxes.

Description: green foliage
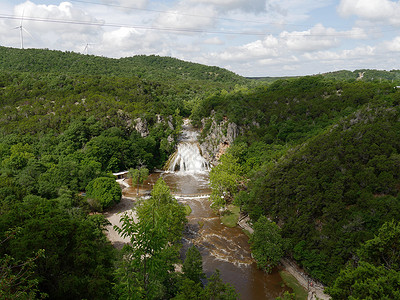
[[358, 220, 400, 270], [250, 216, 285, 273], [0, 46, 247, 85], [182, 245, 205, 284], [326, 221, 400, 299], [0, 230, 46, 299], [241, 101, 400, 283], [201, 74, 400, 286], [322, 69, 400, 82], [276, 291, 296, 300], [203, 269, 238, 300], [86, 177, 122, 210], [0, 197, 115, 299], [326, 261, 400, 300], [114, 178, 187, 299], [172, 277, 204, 300], [209, 151, 242, 208], [0, 46, 249, 299], [128, 167, 149, 195]]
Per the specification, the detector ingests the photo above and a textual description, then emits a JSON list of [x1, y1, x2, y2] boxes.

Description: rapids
[[161, 120, 291, 299], [116, 119, 291, 298]]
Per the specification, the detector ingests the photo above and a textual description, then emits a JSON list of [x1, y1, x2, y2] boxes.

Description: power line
[[70, 0, 396, 31], [70, 0, 301, 27], [0, 13, 269, 35], [1, 13, 389, 38]]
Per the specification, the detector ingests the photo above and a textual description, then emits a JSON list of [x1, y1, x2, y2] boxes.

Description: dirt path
[[238, 216, 330, 300], [281, 258, 330, 300]]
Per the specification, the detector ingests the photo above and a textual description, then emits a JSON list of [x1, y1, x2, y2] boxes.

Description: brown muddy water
[[123, 171, 291, 299]]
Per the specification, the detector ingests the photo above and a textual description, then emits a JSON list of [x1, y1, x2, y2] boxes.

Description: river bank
[[237, 216, 330, 300]]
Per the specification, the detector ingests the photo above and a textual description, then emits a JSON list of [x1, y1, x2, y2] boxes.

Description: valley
[[1, 47, 399, 299]]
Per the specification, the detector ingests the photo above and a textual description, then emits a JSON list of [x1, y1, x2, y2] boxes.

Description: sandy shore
[[103, 179, 138, 249], [103, 196, 137, 248]]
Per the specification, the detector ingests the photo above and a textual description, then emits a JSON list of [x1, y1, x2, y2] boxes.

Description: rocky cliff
[[199, 117, 240, 165]]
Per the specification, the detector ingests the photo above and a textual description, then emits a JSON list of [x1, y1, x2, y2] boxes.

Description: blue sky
[[1, 0, 400, 77]]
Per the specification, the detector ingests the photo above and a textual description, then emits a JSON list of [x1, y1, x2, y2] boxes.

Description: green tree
[[1, 143, 34, 175], [115, 178, 187, 299], [203, 269, 238, 300], [358, 220, 400, 270], [0, 229, 46, 299], [209, 152, 242, 208], [86, 176, 122, 210], [250, 216, 285, 273], [1, 196, 115, 299], [182, 245, 205, 284], [172, 277, 204, 300], [128, 167, 149, 196], [326, 221, 400, 299]]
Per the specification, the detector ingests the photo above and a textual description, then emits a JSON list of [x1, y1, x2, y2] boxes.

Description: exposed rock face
[[134, 117, 149, 137], [167, 116, 174, 131], [167, 134, 174, 144], [199, 117, 240, 165], [156, 114, 174, 130]]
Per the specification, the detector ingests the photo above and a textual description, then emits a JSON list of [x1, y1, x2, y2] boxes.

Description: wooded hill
[[322, 69, 400, 82], [202, 76, 400, 298], [0, 46, 246, 84], [0, 47, 246, 299], [1, 46, 400, 299]]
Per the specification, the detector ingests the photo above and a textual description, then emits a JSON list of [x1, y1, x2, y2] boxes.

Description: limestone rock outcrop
[[199, 117, 240, 165]]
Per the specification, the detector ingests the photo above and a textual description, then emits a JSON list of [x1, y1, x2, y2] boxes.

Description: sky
[[1, 0, 400, 77]]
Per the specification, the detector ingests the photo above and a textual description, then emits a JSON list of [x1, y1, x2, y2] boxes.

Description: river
[[107, 120, 291, 299]]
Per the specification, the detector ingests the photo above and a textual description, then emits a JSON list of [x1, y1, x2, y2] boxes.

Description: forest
[[1, 47, 400, 299], [204, 76, 400, 298]]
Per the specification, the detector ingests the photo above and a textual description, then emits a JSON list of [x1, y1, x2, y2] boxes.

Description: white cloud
[[15, 1, 103, 32], [211, 35, 279, 62], [154, 3, 218, 30], [9, 1, 104, 50], [338, 0, 400, 25], [100, 27, 168, 56], [383, 36, 400, 51], [302, 46, 376, 61], [281, 24, 339, 52], [210, 23, 367, 64], [106, 0, 148, 9], [280, 24, 366, 52], [187, 0, 267, 13], [203, 37, 224, 45]]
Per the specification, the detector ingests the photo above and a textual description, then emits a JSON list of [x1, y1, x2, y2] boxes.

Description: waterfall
[[165, 120, 210, 173]]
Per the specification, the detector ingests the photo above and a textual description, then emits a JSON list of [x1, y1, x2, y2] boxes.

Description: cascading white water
[[165, 120, 210, 173]]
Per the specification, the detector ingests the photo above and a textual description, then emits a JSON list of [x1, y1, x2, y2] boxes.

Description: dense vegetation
[[0, 47, 244, 299], [0, 46, 246, 85], [115, 178, 237, 299], [322, 69, 400, 82], [204, 76, 400, 292], [1, 46, 400, 298]]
